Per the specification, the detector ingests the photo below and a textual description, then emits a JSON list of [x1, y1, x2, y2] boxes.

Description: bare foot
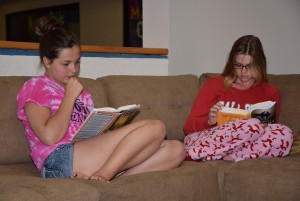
[[72, 172, 89, 180], [223, 155, 234, 161], [89, 174, 110, 182]]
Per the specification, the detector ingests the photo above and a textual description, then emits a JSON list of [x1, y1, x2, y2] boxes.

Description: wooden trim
[[0, 40, 39, 50], [0, 40, 168, 55]]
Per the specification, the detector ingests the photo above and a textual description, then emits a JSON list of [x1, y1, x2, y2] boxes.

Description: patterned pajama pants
[[184, 118, 294, 161]]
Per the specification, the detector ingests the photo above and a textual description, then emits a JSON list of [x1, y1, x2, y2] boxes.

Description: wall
[[143, 0, 300, 76], [0, 0, 123, 46], [1, 1, 300, 77], [167, 0, 300, 75], [0, 49, 168, 78], [143, 0, 170, 49]]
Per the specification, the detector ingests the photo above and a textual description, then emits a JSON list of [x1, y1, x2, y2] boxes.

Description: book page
[[116, 104, 141, 112], [219, 107, 248, 115], [247, 101, 275, 113], [93, 107, 118, 112], [92, 104, 141, 113], [74, 112, 117, 139]]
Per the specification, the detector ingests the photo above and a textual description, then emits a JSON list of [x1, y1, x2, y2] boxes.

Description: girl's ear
[[43, 57, 51, 68]]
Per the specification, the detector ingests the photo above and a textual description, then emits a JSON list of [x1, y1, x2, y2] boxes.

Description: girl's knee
[[166, 140, 186, 162], [146, 119, 167, 139], [264, 124, 294, 150], [265, 124, 294, 139]]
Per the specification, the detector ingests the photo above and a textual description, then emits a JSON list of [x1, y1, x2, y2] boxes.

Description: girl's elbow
[[37, 131, 62, 146], [40, 137, 59, 146]]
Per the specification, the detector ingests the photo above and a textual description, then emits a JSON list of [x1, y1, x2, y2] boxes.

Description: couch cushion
[[0, 163, 39, 176], [77, 161, 228, 201], [221, 154, 300, 201], [0, 76, 32, 164], [78, 77, 109, 109], [290, 135, 300, 154], [0, 174, 100, 201], [267, 74, 300, 136], [98, 75, 199, 141]]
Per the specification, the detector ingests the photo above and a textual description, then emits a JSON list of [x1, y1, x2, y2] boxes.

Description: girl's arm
[[24, 77, 83, 145], [183, 79, 219, 134]]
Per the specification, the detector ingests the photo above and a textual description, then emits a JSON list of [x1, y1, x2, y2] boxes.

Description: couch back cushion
[[0, 76, 32, 164], [199, 73, 300, 136], [98, 75, 199, 141], [0, 76, 108, 165], [267, 74, 300, 136]]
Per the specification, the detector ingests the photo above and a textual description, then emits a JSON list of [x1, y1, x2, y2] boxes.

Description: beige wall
[[166, 0, 300, 75], [0, 0, 123, 46], [0, 53, 168, 78]]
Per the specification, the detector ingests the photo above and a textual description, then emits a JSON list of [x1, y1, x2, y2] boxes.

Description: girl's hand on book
[[208, 102, 223, 126]]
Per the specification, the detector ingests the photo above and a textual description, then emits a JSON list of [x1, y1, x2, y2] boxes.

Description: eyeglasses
[[233, 63, 251, 70]]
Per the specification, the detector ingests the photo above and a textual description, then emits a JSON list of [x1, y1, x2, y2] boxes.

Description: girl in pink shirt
[[184, 35, 293, 161], [17, 16, 185, 181], [17, 75, 93, 172]]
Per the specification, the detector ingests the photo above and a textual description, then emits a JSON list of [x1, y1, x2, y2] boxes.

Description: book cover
[[72, 104, 141, 141], [217, 101, 276, 125]]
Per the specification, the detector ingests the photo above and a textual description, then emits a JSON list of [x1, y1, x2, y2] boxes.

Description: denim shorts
[[40, 143, 74, 178]]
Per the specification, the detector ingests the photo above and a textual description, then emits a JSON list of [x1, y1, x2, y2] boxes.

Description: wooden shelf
[[0, 40, 168, 55]]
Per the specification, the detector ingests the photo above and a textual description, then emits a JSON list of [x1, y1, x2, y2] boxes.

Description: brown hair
[[34, 16, 80, 64], [221, 35, 267, 89]]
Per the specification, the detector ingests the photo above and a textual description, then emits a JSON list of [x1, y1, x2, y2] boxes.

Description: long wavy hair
[[221, 35, 268, 89]]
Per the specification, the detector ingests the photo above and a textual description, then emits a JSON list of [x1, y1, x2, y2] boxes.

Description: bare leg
[[119, 140, 186, 178], [89, 120, 167, 180], [92, 140, 185, 180], [73, 120, 182, 181]]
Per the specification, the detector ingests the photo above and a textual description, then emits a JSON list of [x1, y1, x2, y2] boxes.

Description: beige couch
[[0, 73, 299, 201]]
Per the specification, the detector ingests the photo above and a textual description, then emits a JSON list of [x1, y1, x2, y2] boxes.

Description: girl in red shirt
[[184, 35, 293, 161]]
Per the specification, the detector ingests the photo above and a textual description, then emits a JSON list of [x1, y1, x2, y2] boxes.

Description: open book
[[217, 101, 276, 125], [72, 104, 141, 141]]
